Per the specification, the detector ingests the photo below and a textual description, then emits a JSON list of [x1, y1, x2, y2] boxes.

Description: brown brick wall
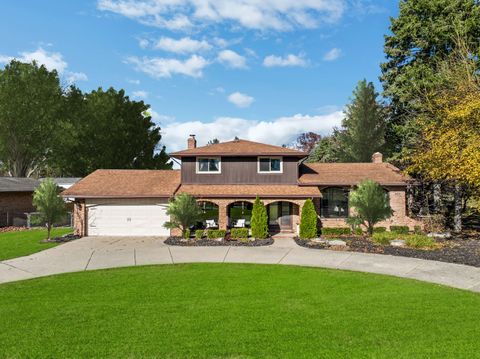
[[0, 192, 35, 226], [73, 200, 87, 236], [315, 187, 421, 230]]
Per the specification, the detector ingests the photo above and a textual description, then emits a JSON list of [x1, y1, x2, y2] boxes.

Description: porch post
[[218, 201, 228, 230]]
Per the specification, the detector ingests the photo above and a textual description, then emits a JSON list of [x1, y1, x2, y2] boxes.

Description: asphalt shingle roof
[[0, 177, 41, 192]]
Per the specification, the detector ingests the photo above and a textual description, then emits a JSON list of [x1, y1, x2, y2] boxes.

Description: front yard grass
[[0, 263, 479, 358], [0, 227, 72, 261]]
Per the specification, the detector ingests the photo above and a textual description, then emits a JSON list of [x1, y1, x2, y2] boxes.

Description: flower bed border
[[164, 237, 274, 247]]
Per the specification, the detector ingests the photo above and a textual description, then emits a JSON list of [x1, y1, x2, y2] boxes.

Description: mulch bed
[[295, 235, 480, 268], [165, 236, 274, 247], [44, 234, 81, 243], [0, 226, 27, 233]]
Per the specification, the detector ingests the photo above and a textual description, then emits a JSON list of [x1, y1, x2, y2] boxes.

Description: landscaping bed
[[295, 232, 480, 267], [165, 236, 273, 247]]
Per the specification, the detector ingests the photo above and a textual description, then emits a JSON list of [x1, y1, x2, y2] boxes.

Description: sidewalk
[[1, 236, 480, 292]]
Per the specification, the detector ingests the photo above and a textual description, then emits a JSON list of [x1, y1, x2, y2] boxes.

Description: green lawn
[[0, 227, 72, 261], [0, 264, 479, 358]]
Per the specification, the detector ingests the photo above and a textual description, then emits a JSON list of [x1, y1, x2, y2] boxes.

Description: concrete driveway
[[1, 236, 480, 292]]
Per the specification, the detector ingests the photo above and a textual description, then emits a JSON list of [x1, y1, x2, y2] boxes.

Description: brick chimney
[[372, 152, 383, 163], [187, 134, 197, 149]]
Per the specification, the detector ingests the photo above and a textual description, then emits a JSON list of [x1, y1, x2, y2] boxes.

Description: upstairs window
[[258, 157, 283, 173], [321, 188, 349, 218], [196, 157, 221, 173]]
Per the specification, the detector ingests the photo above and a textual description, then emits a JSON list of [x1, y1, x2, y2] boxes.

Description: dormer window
[[258, 157, 283, 173], [196, 157, 221, 174]]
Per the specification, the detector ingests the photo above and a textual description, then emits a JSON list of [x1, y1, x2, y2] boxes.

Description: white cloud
[[138, 38, 150, 49], [162, 111, 344, 153], [0, 47, 87, 84], [323, 47, 342, 61], [228, 92, 254, 108], [155, 36, 211, 53], [97, 0, 345, 31], [127, 79, 141, 84], [263, 54, 306, 67], [217, 49, 247, 69], [65, 71, 88, 84], [126, 54, 209, 78], [132, 90, 149, 98]]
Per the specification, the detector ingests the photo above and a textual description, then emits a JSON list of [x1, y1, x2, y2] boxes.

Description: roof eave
[[170, 152, 307, 158]]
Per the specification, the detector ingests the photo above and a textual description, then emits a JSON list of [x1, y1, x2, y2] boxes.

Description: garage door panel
[[88, 203, 169, 236]]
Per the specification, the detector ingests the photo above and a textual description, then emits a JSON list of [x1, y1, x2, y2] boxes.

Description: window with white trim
[[196, 157, 221, 173], [257, 157, 283, 173]]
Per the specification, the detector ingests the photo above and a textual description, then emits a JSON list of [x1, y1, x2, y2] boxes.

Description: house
[[0, 177, 41, 227], [63, 136, 418, 237]]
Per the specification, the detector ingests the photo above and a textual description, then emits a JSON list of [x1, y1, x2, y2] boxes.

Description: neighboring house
[[44, 178, 82, 190], [0, 177, 40, 227], [0, 177, 82, 228], [63, 136, 419, 237]]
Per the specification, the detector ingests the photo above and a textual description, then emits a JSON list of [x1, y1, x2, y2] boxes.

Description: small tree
[[349, 179, 393, 236], [250, 196, 268, 239], [164, 193, 202, 239], [32, 178, 66, 241], [299, 199, 317, 239]]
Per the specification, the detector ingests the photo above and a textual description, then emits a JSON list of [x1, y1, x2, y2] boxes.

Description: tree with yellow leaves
[[408, 39, 480, 231]]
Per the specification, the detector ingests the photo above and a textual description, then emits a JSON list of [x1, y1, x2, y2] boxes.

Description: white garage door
[[87, 200, 170, 236]]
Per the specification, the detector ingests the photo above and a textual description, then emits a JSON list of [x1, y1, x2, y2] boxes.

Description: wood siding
[[181, 156, 300, 184]]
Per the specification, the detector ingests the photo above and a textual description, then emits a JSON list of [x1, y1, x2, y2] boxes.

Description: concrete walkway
[[1, 236, 480, 292]]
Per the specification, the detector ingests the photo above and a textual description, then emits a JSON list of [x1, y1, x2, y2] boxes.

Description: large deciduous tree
[[294, 132, 322, 153], [408, 41, 480, 231], [381, 0, 480, 162], [50, 87, 172, 176], [0, 61, 63, 177], [335, 80, 385, 162]]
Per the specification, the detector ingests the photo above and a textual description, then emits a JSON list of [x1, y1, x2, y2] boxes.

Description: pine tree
[[250, 196, 268, 239], [336, 80, 385, 162], [299, 199, 318, 239]]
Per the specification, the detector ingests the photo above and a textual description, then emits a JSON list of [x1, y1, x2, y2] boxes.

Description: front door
[[268, 202, 292, 230]]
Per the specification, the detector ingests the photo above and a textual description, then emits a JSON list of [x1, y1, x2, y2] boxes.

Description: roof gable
[[170, 139, 307, 158]]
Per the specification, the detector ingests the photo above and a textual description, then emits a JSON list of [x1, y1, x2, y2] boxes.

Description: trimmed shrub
[[354, 227, 363, 235], [372, 231, 397, 245], [299, 199, 318, 239], [207, 229, 226, 239], [414, 225, 423, 234], [321, 227, 350, 235], [231, 228, 249, 240], [183, 229, 191, 239], [405, 234, 436, 249], [373, 227, 387, 233], [195, 230, 204, 240], [390, 225, 409, 234], [251, 196, 269, 239]]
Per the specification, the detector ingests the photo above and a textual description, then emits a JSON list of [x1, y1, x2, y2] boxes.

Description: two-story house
[[63, 136, 418, 237]]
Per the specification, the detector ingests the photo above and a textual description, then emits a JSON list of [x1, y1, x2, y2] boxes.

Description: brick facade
[[0, 192, 35, 227], [314, 186, 421, 230], [73, 200, 87, 236]]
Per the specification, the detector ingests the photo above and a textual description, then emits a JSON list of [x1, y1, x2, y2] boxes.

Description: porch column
[[218, 202, 228, 230]]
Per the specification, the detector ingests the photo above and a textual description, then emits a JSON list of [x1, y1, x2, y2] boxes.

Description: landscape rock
[[390, 239, 406, 247], [328, 239, 347, 246], [428, 232, 452, 239]]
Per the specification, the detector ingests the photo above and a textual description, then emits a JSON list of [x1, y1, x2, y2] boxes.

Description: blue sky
[[0, 0, 397, 152]]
